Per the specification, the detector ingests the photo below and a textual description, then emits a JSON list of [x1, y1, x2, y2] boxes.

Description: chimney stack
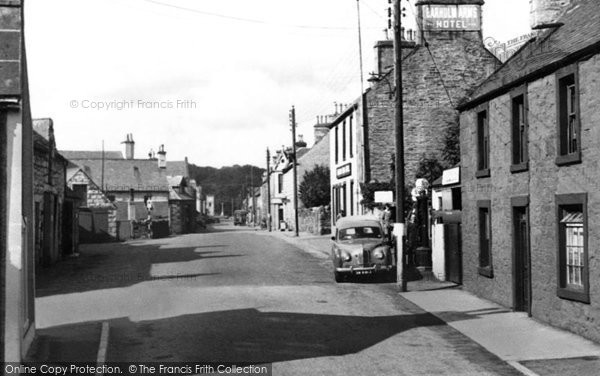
[[295, 135, 307, 149], [373, 40, 394, 76], [122, 133, 135, 160], [313, 114, 332, 145], [157, 144, 167, 169], [530, 0, 571, 30]]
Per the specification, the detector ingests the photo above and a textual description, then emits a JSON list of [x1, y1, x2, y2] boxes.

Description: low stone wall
[[298, 206, 331, 235]]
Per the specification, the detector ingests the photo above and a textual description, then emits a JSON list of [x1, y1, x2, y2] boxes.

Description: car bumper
[[335, 264, 394, 275]]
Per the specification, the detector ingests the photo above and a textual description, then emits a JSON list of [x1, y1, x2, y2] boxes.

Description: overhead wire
[[406, 0, 455, 107], [141, 0, 379, 31]]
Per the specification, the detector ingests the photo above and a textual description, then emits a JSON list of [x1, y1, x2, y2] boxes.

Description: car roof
[[336, 215, 382, 229]]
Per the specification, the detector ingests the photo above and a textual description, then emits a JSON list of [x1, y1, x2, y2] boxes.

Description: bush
[[299, 165, 331, 208]]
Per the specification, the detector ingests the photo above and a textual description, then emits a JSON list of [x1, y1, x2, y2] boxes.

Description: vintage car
[[331, 216, 395, 282], [233, 210, 248, 226]]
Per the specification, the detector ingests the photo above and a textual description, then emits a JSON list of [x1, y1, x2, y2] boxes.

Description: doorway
[[513, 204, 531, 315], [444, 223, 462, 284]]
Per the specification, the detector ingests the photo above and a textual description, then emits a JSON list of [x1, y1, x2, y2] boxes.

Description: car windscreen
[[338, 226, 382, 240]]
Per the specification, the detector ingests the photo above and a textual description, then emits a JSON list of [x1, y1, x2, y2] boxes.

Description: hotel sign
[[336, 163, 352, 179], [422, 5, 480, 31], [442, 166, 460, 186]]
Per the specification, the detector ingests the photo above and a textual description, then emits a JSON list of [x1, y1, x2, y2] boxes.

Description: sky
[[25, 0, 531, 168]]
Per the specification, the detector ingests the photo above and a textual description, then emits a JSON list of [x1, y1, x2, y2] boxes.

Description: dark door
[[42, 192, 55, 266], [62, 201, 73, 256], [444, 223, 462, 284], [513, 207, 531, 314], [278, 207, 284, 228]]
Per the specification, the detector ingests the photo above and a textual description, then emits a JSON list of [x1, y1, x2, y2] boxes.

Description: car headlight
[[341, 251, 352, 262], [372, 247, 386, 260]]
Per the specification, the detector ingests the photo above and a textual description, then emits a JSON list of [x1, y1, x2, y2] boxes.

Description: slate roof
[[460, 0, 600, 110], [167, 176, 185, 187], [167, 160, 189, 177], [67, 158, 189, 192], [66, 166, 81, 182], [33, 130, 50, 152], [61, 150, 124, 160], [296, 148, 310, 160], [33, 126, 68, 162], [169, 189, 195, 201]]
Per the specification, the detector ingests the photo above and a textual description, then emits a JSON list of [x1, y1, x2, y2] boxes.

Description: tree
[[415, 154, 445, 186], [442, 124, 460, 167], [189, 164, 265, 214], [299, 165, 330, 208]]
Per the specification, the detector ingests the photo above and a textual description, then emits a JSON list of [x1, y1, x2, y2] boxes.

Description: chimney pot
[[123, 133, 135, 159], [157, 144, 167, 169]]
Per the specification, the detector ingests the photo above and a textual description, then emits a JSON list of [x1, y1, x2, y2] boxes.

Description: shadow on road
[[27, 307, 523, 375], [107, 308, 447, 363], [35, 240, 239, 297]]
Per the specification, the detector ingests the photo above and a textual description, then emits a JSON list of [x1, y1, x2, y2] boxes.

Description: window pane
[[568, 84, 576, 115], [565, 222, 584, 287]]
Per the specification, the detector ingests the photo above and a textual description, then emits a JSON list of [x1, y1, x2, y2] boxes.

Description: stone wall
[[298, 206, 331, 235], [33, 146, 67, 265], [68, 170, 113, 208], [67, 170, 117, 242], [170, 202, 182, 234], [367, 33, 498, 186], [33, 153, 65, 199], [460, 53, 600, 343]]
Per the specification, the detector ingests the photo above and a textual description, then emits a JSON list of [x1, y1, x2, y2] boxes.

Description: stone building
[[1, 0, 36, 361], [268, 122, 330, 232], [268, 146, 303, 231], [32, 119, 71, 266], [64, 135, 197, 238], [330, 0, 498, 222], [330, 103, 363, 223], [297, 129, 331, 209], [66, 165, 117, 242], [458, 0, 600, 342]]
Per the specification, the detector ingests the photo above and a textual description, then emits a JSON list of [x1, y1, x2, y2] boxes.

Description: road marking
[[507, 361, 541, 376], [96, 321, 110, 376]]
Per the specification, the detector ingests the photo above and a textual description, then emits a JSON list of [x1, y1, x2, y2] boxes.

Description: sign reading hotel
[[422, 5, 480, 31], [336, 163, 352, 179]]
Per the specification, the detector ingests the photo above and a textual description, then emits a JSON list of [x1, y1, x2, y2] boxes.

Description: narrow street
[[33, 222, 522, 376]]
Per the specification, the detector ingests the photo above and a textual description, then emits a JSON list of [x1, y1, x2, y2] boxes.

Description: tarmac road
[[34, 222, 523, 375]]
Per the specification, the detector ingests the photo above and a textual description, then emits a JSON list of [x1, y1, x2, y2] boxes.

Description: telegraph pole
[[250, 166, 255, 226], [266, 148, 272, 232], [290, 106, 299, 237], [394, 0, 407, 292]]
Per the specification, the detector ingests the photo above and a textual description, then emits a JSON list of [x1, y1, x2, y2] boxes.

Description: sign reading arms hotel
[[422, 5, 480, 31]]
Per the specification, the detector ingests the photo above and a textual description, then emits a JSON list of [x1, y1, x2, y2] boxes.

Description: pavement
[[261, 228, 600, 376], [25, 225, 600, 376]]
